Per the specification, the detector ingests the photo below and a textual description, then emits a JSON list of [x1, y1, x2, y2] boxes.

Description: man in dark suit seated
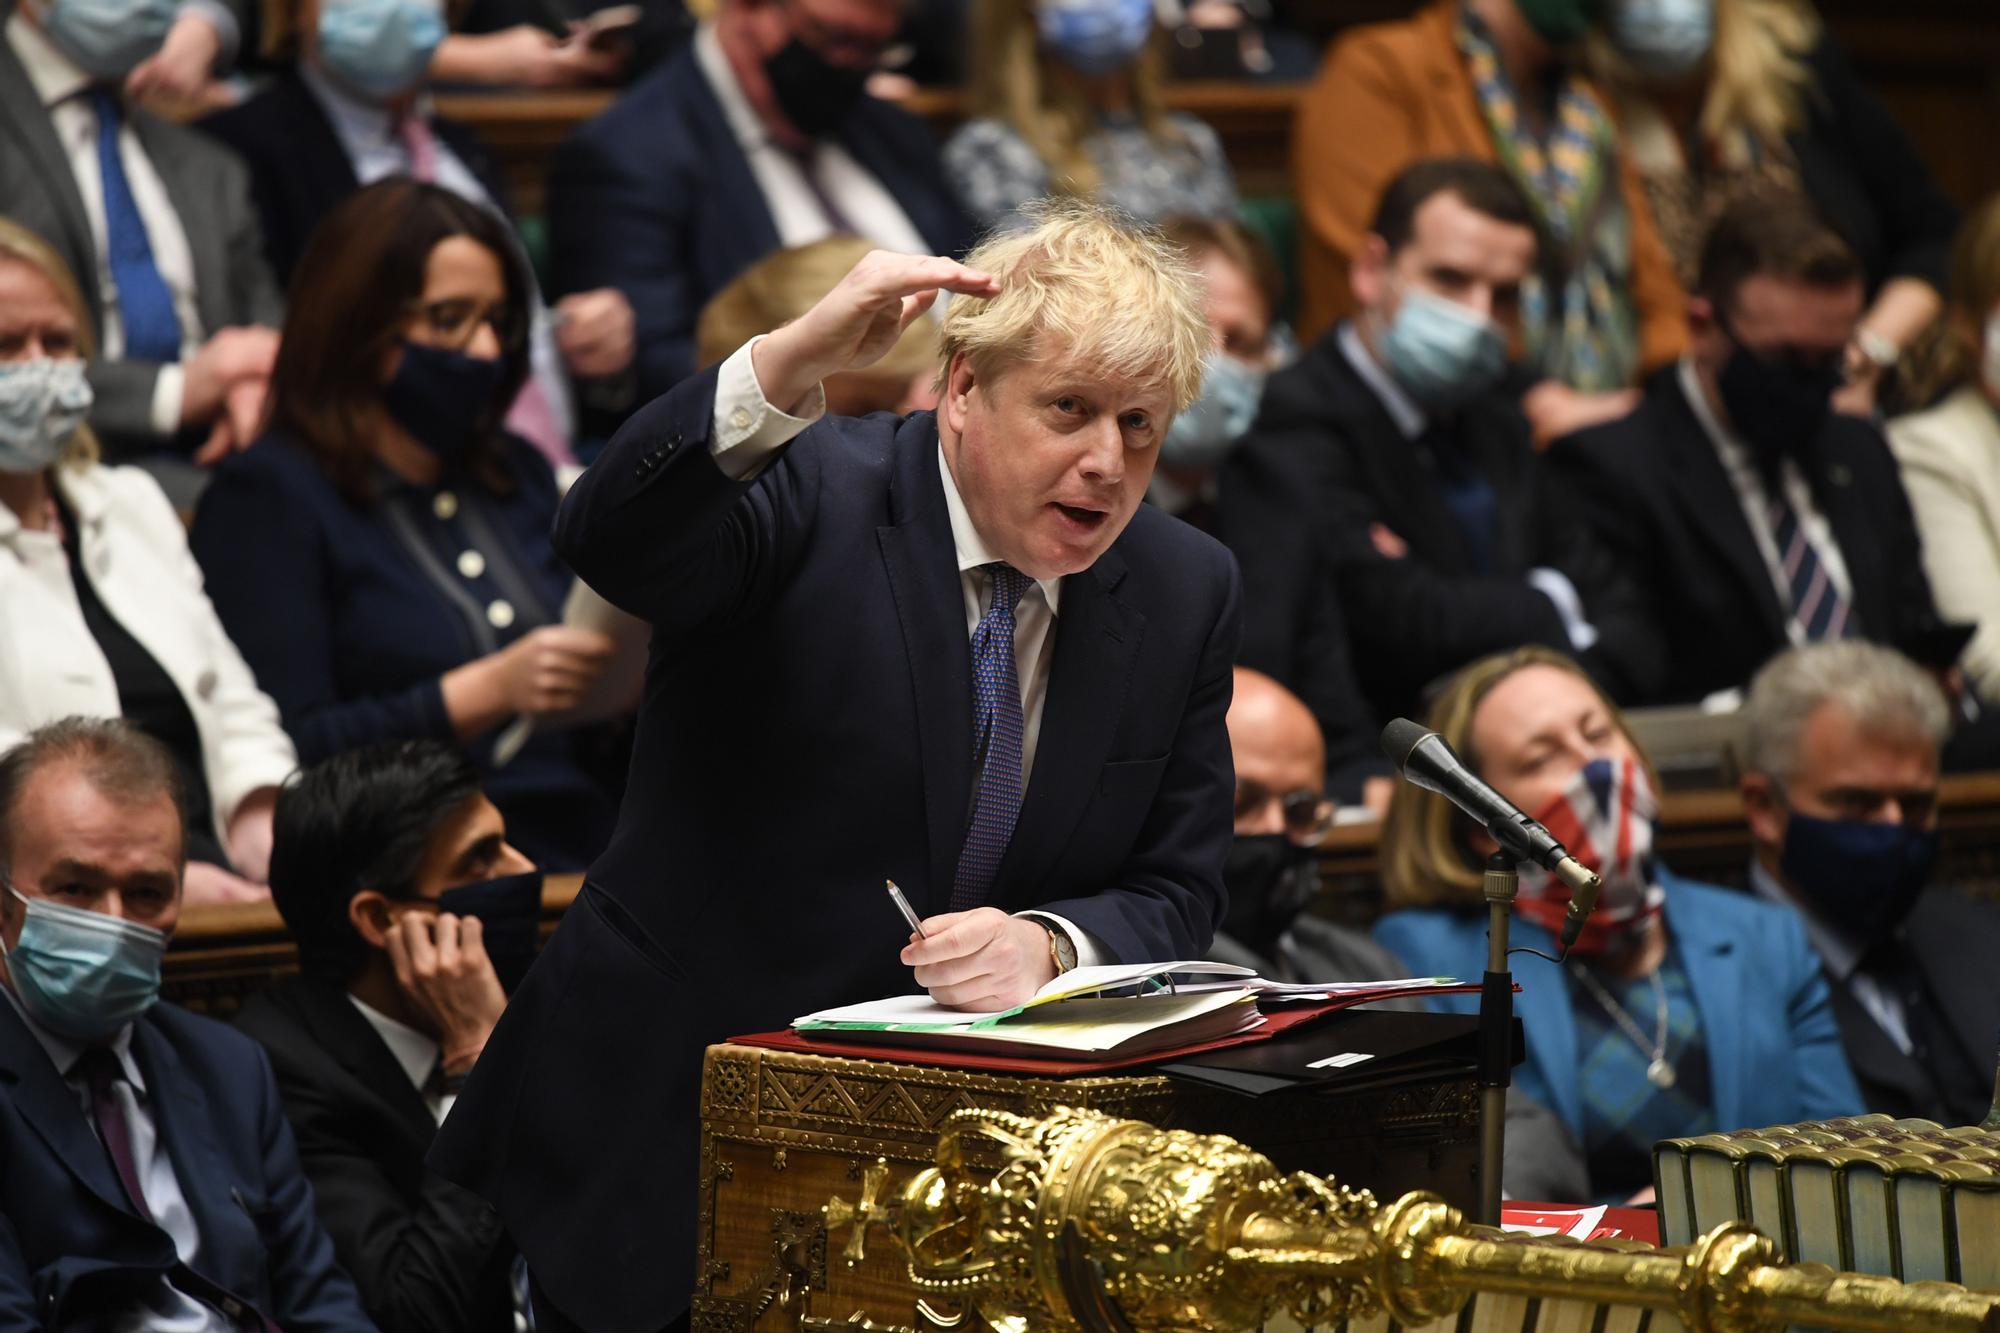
[[0, 717, 375, 1332], [1219, 157, 1661, 810], [545, 0, 972, 405], [197, 0, 637, 468], [1740, 641, 2000, 1126], [430, 203, 1237, 1331], [1, 0, 283, 496], [236, 740, 543, 1333], [1548, 190, 1948, 705]]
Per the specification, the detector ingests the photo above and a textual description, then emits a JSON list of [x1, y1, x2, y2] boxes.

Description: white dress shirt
[[0, 986, 232, 1333], [347, 995, 454, 1124], [706, 340, 1107, 966], [1747, 858, 1912, 1055], [7, 13, 202, 436], [690, 23, 929, 255], [299, 64, 577, 445], [1678, 358, 1854, 644]]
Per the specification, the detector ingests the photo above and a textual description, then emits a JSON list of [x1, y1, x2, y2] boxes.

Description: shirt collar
[[694, 21, 774, 154], [1677, 356, 1752, 472], [6, 10, 91, 108], [935, 444, 1062, 616], [1336, 321, 1426, 441], [347, 994, 439, 1093], [1746, 856, 1864, 980], [0, 975, 143, 1089], [300, 61, 434, 161]]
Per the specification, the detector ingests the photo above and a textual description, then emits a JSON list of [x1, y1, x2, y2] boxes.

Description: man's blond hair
[[938, 199, 1208, 413]]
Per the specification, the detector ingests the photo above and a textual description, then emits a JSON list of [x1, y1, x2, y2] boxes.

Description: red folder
[[731, 984, 1489, 1077]]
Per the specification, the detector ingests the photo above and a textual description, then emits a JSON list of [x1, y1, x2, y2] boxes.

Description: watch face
[[1051, 930, 1078, 972]]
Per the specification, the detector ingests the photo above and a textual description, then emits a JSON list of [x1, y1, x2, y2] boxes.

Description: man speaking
[[432, 202, 1240, 1332]]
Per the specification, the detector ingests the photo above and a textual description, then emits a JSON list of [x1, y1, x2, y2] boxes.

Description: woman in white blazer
[[1889, 196, 2000, 703], [0, 217, 296, 905]]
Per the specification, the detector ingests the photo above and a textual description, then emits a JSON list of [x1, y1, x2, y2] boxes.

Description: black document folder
[[1160, 1009, 1522, 1098]]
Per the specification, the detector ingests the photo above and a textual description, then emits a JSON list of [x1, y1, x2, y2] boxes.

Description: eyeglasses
[[1234, 781, 1336, 845], [406, 298, 525, 354]]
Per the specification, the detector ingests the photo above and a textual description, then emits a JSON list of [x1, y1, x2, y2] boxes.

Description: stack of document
[[792, 961, 1267, 1059]]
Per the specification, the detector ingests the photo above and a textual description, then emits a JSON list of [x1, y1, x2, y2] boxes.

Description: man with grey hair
[[1741, 642, 2000, 1125], [0, 717, 376, 1331]]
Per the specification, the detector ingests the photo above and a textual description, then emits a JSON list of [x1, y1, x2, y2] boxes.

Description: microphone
[[1380, 718, 1603, 950]]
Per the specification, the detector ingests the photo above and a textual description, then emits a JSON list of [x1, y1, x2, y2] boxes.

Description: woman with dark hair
[[191, 180, 621, 870]]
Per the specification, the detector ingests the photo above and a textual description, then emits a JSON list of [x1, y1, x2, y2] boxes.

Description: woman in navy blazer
[[1373, 646, 1861, 1202]]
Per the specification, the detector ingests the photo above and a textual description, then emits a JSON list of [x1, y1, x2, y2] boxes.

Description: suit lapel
[[1902, 895, 2000, 1101], [1808, 433, 1881, 632], [129, 1018, 245, 1285], [685, 62, 782, 275], [1664, 885, 1745, 1127], [0, 998, 131, 1216], [1826, 981, 1935, 1116], [1658, 382, 1789, 639], [993, 550, 1145, 903], [876, 418, 974, 913], [293, 980, 437, 1147], [0, 42, 100, 327], [1323, 353, 1474, 571]]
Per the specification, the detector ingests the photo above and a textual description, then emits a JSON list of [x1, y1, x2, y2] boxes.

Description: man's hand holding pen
[[899, 907, 1059, 1012]]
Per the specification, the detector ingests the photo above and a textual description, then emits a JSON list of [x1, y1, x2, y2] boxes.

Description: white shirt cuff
[[1016, 911, 1110, 970], [149, 364, 185, 438], [1527, 567, 1599, 654], [709, 335, 825, 481]]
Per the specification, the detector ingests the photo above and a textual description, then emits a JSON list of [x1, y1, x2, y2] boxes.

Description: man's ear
[[1740, 772, 1788, 855], [349, 891, 396, 950], [941, 351, 977, 436], [1349, 235, 1392, 312]]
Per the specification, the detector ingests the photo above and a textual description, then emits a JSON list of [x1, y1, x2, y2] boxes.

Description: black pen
[[885, 879, 928, 939]]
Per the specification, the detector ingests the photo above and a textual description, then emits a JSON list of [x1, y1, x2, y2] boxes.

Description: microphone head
[[1380, 718, 1434, 772]]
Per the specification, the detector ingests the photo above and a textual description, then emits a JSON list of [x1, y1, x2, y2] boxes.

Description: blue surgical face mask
[[1037, 0, 1154, 76], [383, 340, 504, 466], [316, 0, 446, 101], [1160, 349, 1264, 472], [435, 869, 542, 994], [1779, 811, 1939, 940], [38, 0, 175, 78], [0, 358, 93, 475], [1377, 286, 1509, 409], [1, 880, 167, 1043], [1605, 0, 1713, 80]]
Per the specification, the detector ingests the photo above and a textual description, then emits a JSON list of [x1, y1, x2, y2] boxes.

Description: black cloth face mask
[[764, 37, 870, 136], [1220, 834, 1318, 962], [436, 869, 544, 994], [383, 340, 504, 466], [1712, 313, 1843, 479]]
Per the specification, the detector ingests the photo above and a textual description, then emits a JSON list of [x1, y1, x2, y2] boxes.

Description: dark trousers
[[530, 1281, 689, 1333]]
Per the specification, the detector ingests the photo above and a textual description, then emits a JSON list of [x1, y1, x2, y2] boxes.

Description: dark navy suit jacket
[[0, 998, 375, 1332], [430, 366, 1239, 1330], [546, 43, 973, 403]]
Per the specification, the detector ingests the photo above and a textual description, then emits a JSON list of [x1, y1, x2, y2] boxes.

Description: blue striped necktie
[[950, 563, 1032, 912], [1765, 485, 1854, 641], [89, 90, 182, 364]]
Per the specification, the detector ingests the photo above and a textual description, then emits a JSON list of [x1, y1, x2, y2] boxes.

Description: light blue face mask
[[0, 358, 93, 475], [1036, 0, 1155, 76], [1605, 0, 1713, 80], [1378, 286, 1508, 409], [1, 880, 167, 1043], [39, 0, 176, 79], [1160, 349, 1265, 472], [317, 0, 447, 101]]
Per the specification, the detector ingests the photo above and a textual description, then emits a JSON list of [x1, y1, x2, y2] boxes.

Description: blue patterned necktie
[[89, 90, 182, 364], [1765, 486, 1854, 641], [950, 563, 1033, 912]]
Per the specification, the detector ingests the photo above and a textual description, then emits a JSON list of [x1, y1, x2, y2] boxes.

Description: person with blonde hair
[[0, 217, 296, 907], [942, 0, 1238, 230], [1589, 0, 1958, 415], [429, 200, 1231, 1331], [696, 233, 941, 416], [1374, 645, 1859, 1202], [1889, 196, 2000, 704]]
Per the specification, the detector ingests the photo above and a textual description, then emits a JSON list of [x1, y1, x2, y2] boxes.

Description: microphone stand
[[1477, 850, 1517, 1229]]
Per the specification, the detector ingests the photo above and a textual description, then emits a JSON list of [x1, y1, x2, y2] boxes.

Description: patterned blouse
[[943, 111, 1240, 232]]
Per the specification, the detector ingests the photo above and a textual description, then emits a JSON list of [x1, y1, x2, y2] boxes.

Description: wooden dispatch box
[[692, 1040, 1482, 1332]]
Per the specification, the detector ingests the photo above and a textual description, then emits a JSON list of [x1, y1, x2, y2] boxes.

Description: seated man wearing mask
[[0, 717, 374, 1331], [1741, 641, 2000, 1126], [1221, 158, 1660, 781], [1549, 189, 1951, 704], [235, 740, 542, 1333], [1211, 666, 1402, 980]]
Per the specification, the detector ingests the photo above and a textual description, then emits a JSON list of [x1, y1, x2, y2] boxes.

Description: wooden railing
[[163, 772, 2000, 1014]]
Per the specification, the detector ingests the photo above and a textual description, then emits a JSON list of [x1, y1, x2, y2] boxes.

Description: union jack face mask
[[1512, 756, 1663, 955]]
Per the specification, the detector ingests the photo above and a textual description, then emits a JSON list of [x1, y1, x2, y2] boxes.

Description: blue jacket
[[429, 366, 1241, 1331], [0, 997, 375, 1332], [547, 43, 974, 404], [1374, 870, 1864, 1137]]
